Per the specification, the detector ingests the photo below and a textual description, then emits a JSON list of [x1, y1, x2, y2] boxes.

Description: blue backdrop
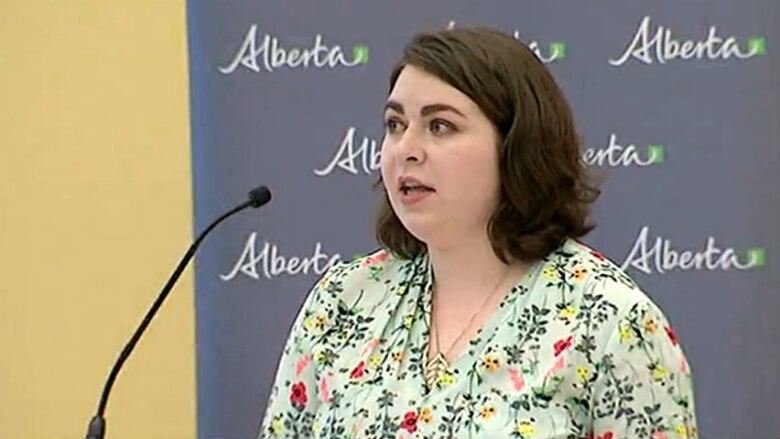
[[186, 2, 779, 438]]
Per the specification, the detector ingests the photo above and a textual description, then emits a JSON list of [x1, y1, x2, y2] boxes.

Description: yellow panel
[[0, 1, 195, 438]]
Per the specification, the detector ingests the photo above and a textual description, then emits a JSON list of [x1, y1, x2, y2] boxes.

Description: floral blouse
[[258, 239, 698, 439]]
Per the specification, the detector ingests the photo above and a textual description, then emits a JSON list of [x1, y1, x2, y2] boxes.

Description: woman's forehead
[[386, 66, 477, 116]]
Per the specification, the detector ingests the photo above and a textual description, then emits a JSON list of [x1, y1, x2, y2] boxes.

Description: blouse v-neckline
[[415, 253, 545, 392]]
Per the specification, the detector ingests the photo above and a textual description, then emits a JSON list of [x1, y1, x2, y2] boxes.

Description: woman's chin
[[398, 219, 442, 245]]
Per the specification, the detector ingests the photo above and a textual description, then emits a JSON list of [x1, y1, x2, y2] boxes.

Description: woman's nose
[[394, 129, 425, 163]]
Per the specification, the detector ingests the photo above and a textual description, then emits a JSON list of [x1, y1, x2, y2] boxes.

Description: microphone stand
[[84, 186, 272, 439]]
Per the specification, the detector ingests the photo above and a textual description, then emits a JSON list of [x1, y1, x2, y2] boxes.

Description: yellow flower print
[[270, 415, 284, 435], [438, 372, 456, 386], [479, 404, 496, 421], [314, 350, 327, 365], [558, 305, 579, 320], [419, 406, 433, 424], [403, 314, 414, 329], [576, 365, 590, 382], [482, 354, 501, 373], [619, 323, 634, 343], [674, 423, 689, 438], [304, 313, 327, 332], [572, 267, 588, 282], [392, 351, 404, 363], [316, 277, 331, 292], [653, 364, 669, 382], [644, 317, 658, 334], [516, 419, 536, 438], [368, 354, 382, 369], [542, 267, 558, 279]]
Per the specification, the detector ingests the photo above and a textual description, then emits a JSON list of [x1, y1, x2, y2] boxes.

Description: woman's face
[[380, 65, 502, 247]]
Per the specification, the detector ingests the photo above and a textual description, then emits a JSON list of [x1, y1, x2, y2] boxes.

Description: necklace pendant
[[425, 351, 449, 389]]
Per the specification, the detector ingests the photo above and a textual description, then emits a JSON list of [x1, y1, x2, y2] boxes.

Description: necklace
[[424, 267, 512, 389]]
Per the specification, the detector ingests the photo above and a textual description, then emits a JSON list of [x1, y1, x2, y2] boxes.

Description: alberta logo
[[521, 34, 567, 64], [221, 232, 341, 281], [314, 129, 664, 178], [610, 16, 767, 66], [447, 21, 566, 63], [582, 134, 665, 167], [314, 126, 379, 177], [621, 226, 766, 275], [219, 24, 370, 74]]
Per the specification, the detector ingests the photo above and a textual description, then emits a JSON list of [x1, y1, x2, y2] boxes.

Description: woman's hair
[[375, 27, 600, 263]]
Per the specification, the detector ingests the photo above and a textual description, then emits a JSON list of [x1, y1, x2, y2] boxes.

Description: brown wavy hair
[[375, 27, 600, 263]]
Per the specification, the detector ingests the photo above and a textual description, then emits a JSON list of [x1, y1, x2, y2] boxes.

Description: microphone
[[84, 185, 272, 439]]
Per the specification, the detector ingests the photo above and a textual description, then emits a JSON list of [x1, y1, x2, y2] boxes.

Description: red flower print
[[554, 335, 573, 357], [590, 250, 607, 261], [652, 430, 670, 439], [319, 376, 331, 404], [597, 432, 614, 439], [545, 355, 566, 378], [508, 368, 525, 391], [363, 250, 390, 266], [295, 354, 311, 377], [665, 325, 678, 346], [350, 361, 366, 379], [360, 338, 381, 356], [289, 382, 308, 407], [680, 354, 690, 374], [400, 410, 418, 433]]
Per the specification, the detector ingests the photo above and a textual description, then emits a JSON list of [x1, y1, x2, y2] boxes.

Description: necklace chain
[[425, 267, 511, 388]]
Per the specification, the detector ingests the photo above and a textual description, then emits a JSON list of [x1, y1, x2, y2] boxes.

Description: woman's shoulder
[[302, 247, 417, 316], [548, 238, 647, 302], [294, 248, 418, 354], [332, 247, 412, 277], [321, 247, 413, 290], [541, 239, 676, 333], [534, 239, 688, 363]]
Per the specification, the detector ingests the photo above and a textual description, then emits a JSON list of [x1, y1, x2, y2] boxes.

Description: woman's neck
[[427, 234, 522, 303]]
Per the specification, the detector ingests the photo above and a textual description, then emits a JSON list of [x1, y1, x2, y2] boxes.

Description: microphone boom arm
[[84, 186, 271, 439]]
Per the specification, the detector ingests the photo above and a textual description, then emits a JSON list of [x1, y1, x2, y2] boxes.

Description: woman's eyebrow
[[421, 103, 465, 118], [384, 100, 466, 118]]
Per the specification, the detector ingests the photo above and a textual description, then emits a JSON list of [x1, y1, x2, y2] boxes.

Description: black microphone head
[[248, 185, 272, 208]]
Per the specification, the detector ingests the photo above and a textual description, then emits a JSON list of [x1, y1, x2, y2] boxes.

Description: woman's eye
[[384, 118, 404, 133], [430, 119, 455, 135]]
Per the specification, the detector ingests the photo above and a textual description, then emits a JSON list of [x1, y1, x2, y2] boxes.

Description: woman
[[258, 27, 698, 439]]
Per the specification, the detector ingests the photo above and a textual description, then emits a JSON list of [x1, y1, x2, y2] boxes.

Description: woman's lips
[[399, 187, 435, 206]]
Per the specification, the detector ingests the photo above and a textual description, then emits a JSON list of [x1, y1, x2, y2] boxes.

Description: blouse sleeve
[[257, 263, 343, 439], [591, 298, 699, 439]]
